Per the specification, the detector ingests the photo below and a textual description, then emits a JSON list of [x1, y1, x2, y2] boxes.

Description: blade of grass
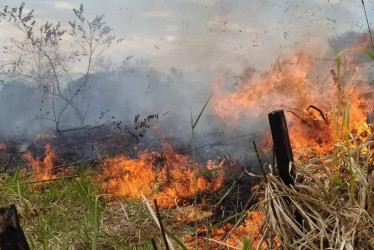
[[190, 93, 212, 250], [364, 49, 374, 61], [361, 0, 374, 50], [192, 93, 213, 129]]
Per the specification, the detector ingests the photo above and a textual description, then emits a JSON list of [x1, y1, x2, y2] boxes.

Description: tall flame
[[23, 143, 58, 180], [212, 49, 373, 156]]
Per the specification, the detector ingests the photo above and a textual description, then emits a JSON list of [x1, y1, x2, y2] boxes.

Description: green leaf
[[330, 175, 343, 188], [192, 93, 213, 129], [242, 237, 252, 250]]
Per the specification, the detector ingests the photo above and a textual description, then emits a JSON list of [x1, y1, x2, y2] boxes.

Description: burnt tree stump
[[268, 110, 295, 186], [0, 204, 30, 250]]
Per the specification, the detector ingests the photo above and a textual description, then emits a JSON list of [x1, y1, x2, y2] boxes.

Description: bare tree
[[0, 2, 121, 133]]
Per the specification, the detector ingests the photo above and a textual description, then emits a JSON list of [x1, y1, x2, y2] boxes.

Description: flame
[[212, 49, 373, 156], [100, 143, 224, 208], [0, 143, 6, 151], [23, 143, 58, 180]]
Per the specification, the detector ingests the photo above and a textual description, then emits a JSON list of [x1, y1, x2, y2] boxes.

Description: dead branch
[[306, 105, 328, 124]]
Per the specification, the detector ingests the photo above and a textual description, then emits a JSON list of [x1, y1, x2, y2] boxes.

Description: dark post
[[0, 204, 30, 250], [268, 110, 295, 186]]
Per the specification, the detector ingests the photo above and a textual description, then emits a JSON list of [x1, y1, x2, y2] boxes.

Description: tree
[[0, 2, 121, 133]]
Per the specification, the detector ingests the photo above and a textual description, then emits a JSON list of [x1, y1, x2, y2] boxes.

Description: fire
[[224, 211, 267, 248], [0, 143, 6, 150], [212, 49, 374, 156], [186, 211, 274, 249], [100, 143, 224, 208], [23, 143, 58, 180]]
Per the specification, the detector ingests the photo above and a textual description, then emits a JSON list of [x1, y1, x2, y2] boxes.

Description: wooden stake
[[268, 110, 295, 186], [0, 204, 30, 250]]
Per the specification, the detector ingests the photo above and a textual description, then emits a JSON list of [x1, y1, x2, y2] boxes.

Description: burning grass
[[100, 143, 225, 208], [0, 142, 259, 249], [212, 48, 374, 157], [258, 133, 374, 249], [2, 45, 374, 249]]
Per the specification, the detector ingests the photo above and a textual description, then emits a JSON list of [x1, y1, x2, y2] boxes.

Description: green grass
[[0, 169, 176, 249]]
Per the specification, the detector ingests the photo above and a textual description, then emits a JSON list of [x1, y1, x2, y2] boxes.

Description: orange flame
[[100, 143, 224, 208], [23, 143, 58, 180], [212, 49, 373, 156]]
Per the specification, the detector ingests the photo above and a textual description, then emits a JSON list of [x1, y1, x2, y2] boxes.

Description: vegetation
[[1, 1, 374, 250], [0, 3, 121, 133]]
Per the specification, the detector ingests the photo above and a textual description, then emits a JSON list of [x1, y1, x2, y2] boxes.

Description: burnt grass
[[0, 127, 264, 248]]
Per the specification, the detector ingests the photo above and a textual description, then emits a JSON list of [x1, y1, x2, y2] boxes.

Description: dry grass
[[259, 134, 374, 249]]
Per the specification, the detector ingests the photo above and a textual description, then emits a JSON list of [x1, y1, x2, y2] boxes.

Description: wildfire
[[220, 211, 267, 249], [212, 49, 374, 157], [0, 143, 6, 151], [23, 143, 58, 180], [100, 143, 224, 208]]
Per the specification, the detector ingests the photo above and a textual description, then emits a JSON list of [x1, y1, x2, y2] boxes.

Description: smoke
[[0, 27, 373, 161]]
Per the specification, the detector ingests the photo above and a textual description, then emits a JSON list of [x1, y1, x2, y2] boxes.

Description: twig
[[25, 173, 97, 184], [151, 238, 158, 250], [141, 193, 175, 249], [253, 141, 268, 182], [3, 151, 15, 172], [57, 123, 104, 133], [362, 0, 374, 50], [52, 159, 100, 170], [182, 134, 253, 153], [154, 199, 170, 250], [207, 238, 239, 249], [306, 105, 328, 124]]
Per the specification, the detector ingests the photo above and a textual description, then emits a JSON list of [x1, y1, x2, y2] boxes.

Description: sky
[[0, 0, 373, 74]]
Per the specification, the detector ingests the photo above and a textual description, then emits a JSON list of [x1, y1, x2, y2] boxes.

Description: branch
[[306, 105, 328, 124]]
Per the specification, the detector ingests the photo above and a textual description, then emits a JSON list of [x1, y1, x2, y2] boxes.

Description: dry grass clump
[[260, 136, 374, 249]]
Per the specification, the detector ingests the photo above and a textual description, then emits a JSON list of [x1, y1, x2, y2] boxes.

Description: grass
[[255, 48, 374, 249], [0, 162, 259, 249], [190, 93, 213, 250], [3, 45, 374, 250], [0, 169, 173, 249]]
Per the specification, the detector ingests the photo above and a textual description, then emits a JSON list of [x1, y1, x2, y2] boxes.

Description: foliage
[[0, 2, 121, 133]]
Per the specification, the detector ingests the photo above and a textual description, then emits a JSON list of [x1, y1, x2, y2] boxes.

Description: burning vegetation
[[23, 143, 58, 181], [100, 143, 224, 208], [2, 45, 374, 249], [2, 1, 374, 250], [213, 49, 374, 157]]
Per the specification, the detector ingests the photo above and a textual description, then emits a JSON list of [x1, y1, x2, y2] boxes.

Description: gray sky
[[0, 0, 373, 74]]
